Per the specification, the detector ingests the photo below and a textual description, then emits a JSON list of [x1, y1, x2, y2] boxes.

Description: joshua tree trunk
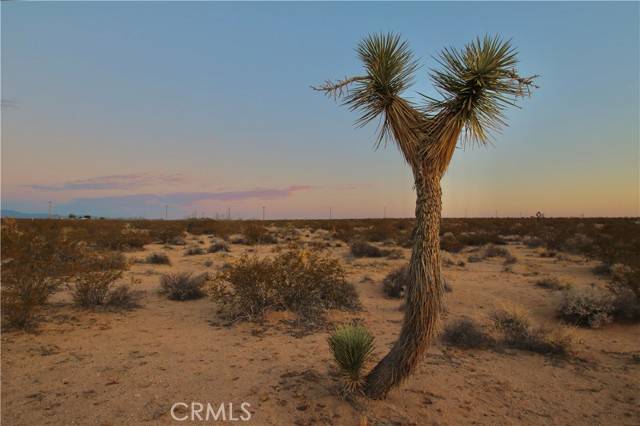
[[364, 166, 444, 399]]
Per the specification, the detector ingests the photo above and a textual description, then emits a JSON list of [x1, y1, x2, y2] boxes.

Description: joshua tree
[[314, 33, 537, 399]]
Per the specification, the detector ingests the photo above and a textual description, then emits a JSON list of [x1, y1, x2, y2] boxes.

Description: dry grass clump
[[491, 304, 573, 356], [184, 245, 205, 256], [442, 318, 493, 348], [210, 249, 359, 324], [160, 272, 208, 301], [208, 240, 230, 253], [70, 271, 138, 309], [328, 323, 375, 395], [558, 286, 614, 328], [145, 252, 171, 265]]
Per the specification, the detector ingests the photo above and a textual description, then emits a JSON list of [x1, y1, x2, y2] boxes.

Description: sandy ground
[[2, 232, 639, 425]]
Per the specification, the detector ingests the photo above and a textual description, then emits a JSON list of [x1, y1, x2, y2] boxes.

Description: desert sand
[[2, 231, 639, 425]]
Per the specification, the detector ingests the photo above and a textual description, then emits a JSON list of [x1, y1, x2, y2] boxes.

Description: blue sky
[[2, 2, 638, 218]]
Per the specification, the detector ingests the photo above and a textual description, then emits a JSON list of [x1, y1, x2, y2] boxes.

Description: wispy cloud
[[27, 173, 186, 192], [56, 186, 315, 216]]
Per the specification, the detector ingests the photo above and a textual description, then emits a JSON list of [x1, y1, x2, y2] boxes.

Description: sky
[[1, 1, 638, 219]]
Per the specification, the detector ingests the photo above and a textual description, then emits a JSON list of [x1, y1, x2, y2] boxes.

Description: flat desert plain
[[2, 229, 639, 425]]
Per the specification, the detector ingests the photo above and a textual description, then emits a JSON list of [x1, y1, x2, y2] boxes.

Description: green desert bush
[[558, 286, 614, 328], [160, 272, 208, 301], [328, 324, 375, 394], [145, 252, 171, 265], [210, 249, 358, 323], [442, 318, 493, 348]]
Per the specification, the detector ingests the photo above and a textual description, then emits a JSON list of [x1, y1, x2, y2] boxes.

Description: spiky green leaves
[[328, 323, 375, 394], [346, 33, 418, 124], [426, 35, 538, 145]]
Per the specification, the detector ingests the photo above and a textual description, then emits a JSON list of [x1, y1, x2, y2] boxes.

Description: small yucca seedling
[[328, 324, 375, 394]]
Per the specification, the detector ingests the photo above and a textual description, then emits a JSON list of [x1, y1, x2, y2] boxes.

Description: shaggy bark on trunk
[[364, 167, 444, 399]]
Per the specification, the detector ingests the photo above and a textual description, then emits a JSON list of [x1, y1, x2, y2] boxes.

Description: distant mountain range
[[1, 209, 60, 219]]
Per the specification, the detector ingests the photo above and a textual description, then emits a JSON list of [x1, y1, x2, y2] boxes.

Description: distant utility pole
[[329, 207, 332, 220], [262, 206, 266, 221], [48, 201, 52, 219], [227, 207, 231, 220], [464, 208, 468, 218], [164, 205, 168, 220], [383, 206, 387, 219]]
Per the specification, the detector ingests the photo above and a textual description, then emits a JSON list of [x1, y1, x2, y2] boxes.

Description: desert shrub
[[539, 249, 557, 258], [458, 231, 506, 247], [210, 249, 358, 323], [484, 244, 510, 258], [440, 232, 464, 253], [169, 236, 187, 246], [442, 318, 492, 348], [350, 240, 384, 258], [443, 277, 453, 292], [385, 248, 404, 259], [1, 221, 86, 329], [229, 235, 248, 244], [564, 233, 594, 254], [204, 259, 214, 267], [503, 254, 518, 265], [71, 270, 120, 306], [160, 272, 208, 301], [105, 284, 139, 309], [592, 262, 612, 276], [243, 224, 276, 245], [382, 266, 409, 298], [523, 236, 544, 248], [146, 252, 171, 265], [467, 254, 482, 263], [491, 305, 573, 355], [558, 286, 614, 328], [184, 245, 205, 256], [535, 277, 568, 291], [96, 251, 128, 270], [208, 240, 229, 253], [490, 304, 531, 344], [607, 266, 640, 321], [327, 324, 375, 394]]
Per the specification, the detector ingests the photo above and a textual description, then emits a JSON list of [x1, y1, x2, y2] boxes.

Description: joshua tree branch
[[311, 76, 369, 100]]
